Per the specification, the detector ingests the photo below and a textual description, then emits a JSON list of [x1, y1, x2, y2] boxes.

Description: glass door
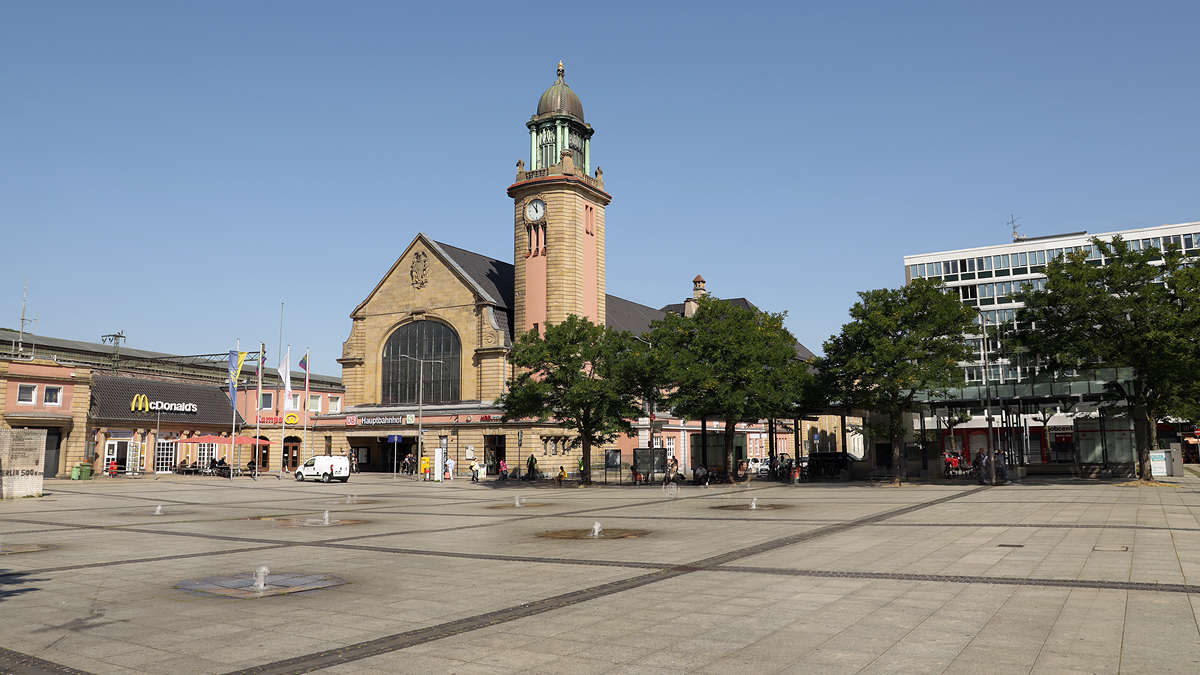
[[104, 441, 128, 475], [155, 439, 175, 473]]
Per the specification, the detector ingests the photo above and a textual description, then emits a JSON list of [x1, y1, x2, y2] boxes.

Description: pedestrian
[[446, 456, 456, 480], [405, 453, 414, 475], [996, 451, 1009, 484], [526, 454, 538, 481], [470, 459, 480, 482], [499, 459, 508, 481], [555, 466, 566, 487], [664, 456, 679, 486], [578, 456, 585, 482]]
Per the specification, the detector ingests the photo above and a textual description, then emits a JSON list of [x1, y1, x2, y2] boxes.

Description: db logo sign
[[345, 415, 358, 426], [284, 413, 300, 425]]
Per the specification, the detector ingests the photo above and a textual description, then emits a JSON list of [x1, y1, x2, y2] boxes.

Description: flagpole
[[230, 339, 239, 482], [280, 346, 291, 479], [255, 342, 263, 478], [302, 348, 311, 462], [278, 303, 285, 479]]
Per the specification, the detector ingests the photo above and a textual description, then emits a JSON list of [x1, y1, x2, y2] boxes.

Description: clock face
[[525, 199, 546, 222]]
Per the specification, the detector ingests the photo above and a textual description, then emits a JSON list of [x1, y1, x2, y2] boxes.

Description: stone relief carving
[[410, 251, 429, 289]]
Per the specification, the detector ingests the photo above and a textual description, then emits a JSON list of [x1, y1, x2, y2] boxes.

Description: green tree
[[817, 279, 977, 484], [1014, 236, 1200, 481], [649, 296, 813, 480], [497, 315, 645, 484]]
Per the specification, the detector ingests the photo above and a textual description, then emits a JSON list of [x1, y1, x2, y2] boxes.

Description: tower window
[[381, 320, 461, 405], [584, 205, 595, 235], [537, 126, 556, 169]]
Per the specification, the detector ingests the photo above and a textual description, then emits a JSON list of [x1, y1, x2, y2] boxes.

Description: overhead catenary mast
[[15, 277, 38, 356]]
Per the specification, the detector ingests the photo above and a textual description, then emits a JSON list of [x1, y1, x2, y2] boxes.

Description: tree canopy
[[817, 279, 977, 483], [647, 295, 813, 479], [1013, 236, 1200, 480], [497, 315, 645, 484]]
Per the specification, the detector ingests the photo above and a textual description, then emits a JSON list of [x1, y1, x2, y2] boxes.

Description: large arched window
[[381, 321, 461, 405]]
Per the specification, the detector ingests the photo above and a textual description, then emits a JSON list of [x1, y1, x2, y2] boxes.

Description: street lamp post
[[400, 354, 442, 479], [632, 335, 655, 483]]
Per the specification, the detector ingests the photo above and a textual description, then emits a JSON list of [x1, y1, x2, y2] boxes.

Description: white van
[[295, 456, 350, 483]]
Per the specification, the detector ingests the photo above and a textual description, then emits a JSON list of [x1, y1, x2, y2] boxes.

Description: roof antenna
[[16, 277, 38, 356], [101, 331, 126, 374], [1010, 214, 1026, 242]]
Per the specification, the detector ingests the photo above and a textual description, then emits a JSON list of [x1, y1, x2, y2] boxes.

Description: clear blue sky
[[3, 1, 1197, 376]]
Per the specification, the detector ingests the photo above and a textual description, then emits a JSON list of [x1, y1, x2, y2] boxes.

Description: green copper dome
[[536, 61, 584, 122]]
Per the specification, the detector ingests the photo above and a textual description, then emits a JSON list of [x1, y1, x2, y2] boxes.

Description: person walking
[[526, 454, 538, 481], [446, 456, 456, 480], [470, 459, 480, 482], [499, 459, 508, 481]]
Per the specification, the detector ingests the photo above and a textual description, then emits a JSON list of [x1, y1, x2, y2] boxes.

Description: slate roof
[[659, 297, 757, 316], [421, 239, 820, 359], [430, 240, 515, 310], [606, 295, 665, 336], [0, 328, 179, 361], [0, 328, 341, 386], [658, 297, 817, 360], [91, 375, 244, 426]]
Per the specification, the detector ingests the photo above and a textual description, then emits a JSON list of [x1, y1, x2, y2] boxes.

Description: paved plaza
[[3, 473, 1200, 674]]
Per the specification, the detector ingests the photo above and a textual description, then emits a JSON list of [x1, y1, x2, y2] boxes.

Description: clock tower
[[508, 62, 611, 334]]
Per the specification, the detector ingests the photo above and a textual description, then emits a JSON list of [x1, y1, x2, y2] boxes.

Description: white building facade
[[904, 220, 1200, 477]]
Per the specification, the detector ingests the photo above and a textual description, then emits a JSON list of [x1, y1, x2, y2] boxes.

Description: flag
[[280, 347, 292, 411], [228, 350, 247, 409], [300, 350, 310, 411]]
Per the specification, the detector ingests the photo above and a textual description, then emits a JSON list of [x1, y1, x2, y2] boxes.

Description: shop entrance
[[484, 435, 506, 475], [282, 436, 302, 472], [104, 440, 128, 475], [43, 428, 61, 478]]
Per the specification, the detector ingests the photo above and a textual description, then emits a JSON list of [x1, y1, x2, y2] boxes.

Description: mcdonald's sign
[[129, 394, 198, 414]]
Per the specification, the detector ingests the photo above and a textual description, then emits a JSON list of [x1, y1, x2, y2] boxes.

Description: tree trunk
[[724, 419, 738, 483], [891, 433, 903, 486], [581, 436, 592, 485], [1135, 410, 1154, 482]]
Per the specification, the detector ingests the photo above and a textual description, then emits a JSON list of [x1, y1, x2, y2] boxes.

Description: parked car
[[295, 455, 351, 483]]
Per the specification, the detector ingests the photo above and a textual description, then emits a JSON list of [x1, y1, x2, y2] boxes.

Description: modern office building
[[903, 220, 1200, 477]]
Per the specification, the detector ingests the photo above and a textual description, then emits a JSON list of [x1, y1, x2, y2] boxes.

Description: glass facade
[[381, 320, 461, 405]]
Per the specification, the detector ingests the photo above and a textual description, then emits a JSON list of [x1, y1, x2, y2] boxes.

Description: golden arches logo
[[284, 413, 299, 425], [130, 394, 150, 412]]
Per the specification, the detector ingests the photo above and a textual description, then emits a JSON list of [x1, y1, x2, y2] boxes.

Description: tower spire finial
[[557, 61, 564, 79]]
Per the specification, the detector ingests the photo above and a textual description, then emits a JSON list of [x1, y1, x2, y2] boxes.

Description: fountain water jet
[[750, 497, 758, 510], [589, 522, 603, 538], [154, 505, 163, 516], [252, 565, 270, 591], [323, 510, 330, 526], [514, 496, 522, 507]]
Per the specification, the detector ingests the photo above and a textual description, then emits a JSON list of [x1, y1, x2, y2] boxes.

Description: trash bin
[[71, 466, 81, 480], [79, 464, 92, 480]]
